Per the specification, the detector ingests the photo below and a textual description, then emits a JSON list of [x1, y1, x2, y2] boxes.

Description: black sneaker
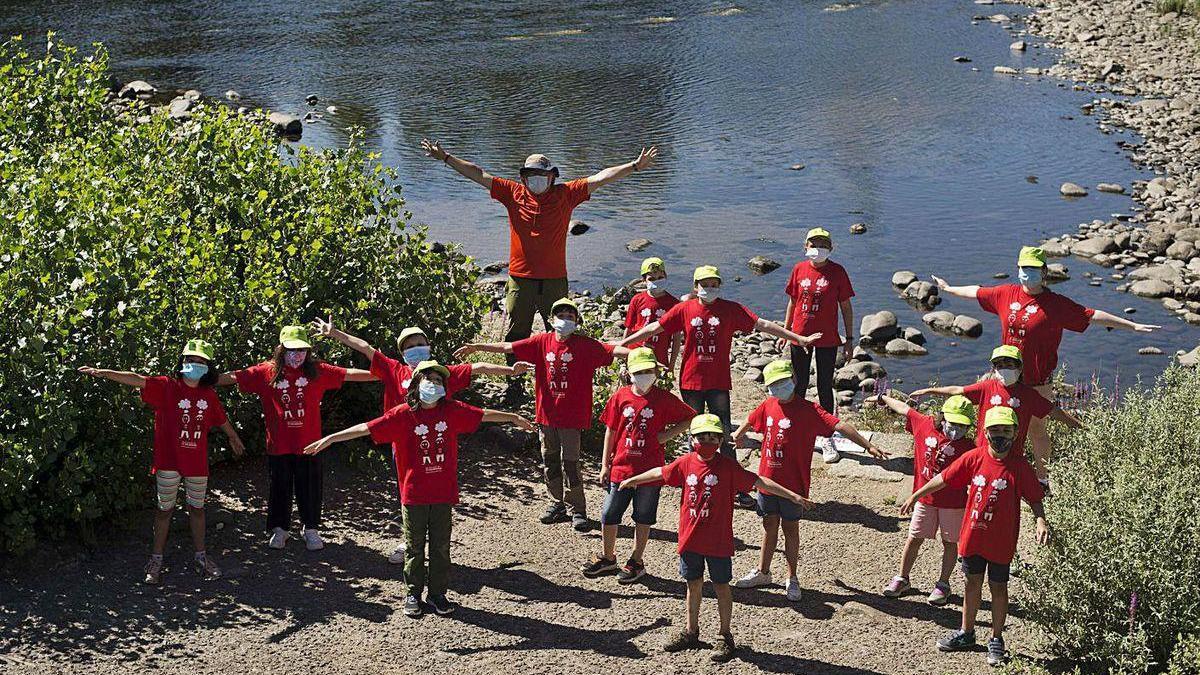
[[617, 558, 646, 584], [540, 503, 569, 524], [986, 637, 1007, 666], [735, 493, 757, 509], [662, 630, 701, 653], [710, 633, 738, 663], [937, 629, 976, 652], [428, 594, 457, 616], [403, 594, 423, 618], [581, 555, 619, 578], [571, 513, 593, 532]]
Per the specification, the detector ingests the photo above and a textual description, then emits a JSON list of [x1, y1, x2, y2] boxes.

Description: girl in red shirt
[[623, 257, 682, 373], [79, 339, 245, 585]]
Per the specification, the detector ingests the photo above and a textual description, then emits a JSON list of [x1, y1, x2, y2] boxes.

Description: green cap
[[640, 257, 665, 276], [806, 227, 832, 242], [1018, 246, 1047, 268], [689, 413, 725, 436], [693, 265, 721, 284], [181, 338, 215, 361], [984, 406, 1018, 429], [990, 345, 1023, 364], [941, 395, 976, 427], [762, 359, 795, 387], [279, 325, 312, 349], [626, 347, 659, 374], [396, 326, 428, 350], [413, 360, 450, 380], [550, 297, 581, 319]]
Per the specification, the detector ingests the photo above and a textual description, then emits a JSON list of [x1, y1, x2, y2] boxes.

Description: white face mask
[[551, 317, 577, 335], [805, 247, 831, 263], [696, 286, 720, 302], [997, 368, 1020, 386], [631, 372, 657, 393], [524, 175, 551, 194], [418, 379, 445, 404], [942, 422, 966, 441], [645, 279, 666, 295], [1018, 267, 1042, 288]]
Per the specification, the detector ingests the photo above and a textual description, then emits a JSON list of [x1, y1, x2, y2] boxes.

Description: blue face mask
[[646, 279, 666, 294], [181, 362, 209, 381], [402, 345, 431, 366], [767, 379, 796, 400], [1018, 267, 1042, 286], [418, 379, 445, 404]]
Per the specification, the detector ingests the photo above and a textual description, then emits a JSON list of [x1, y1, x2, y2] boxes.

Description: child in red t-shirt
[[304, 361, 533, 618], [623, 257, 682, 373], [620, 414, 807, 663], [871, 393, 976, 606], [581, 347, 694, 584], [79, 339, 245, 585], [731, 360, 885, 600], [456, 297, 631, 532], [901, 406, 1051, 668]]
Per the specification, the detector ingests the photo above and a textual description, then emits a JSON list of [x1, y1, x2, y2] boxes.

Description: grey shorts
[[756, 493, 803, 522], [600, 483, 661, 526]]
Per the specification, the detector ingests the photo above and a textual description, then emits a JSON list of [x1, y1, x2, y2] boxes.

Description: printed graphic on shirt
[[413, 420, 452, 473], [175, 397, 211, 448], [762, 415, 792, 466], [546, 349, 576, 397], [690, 316, 722, 361], [275, 376, 311, 428], [919, 435, 961, 482], [967, 473, 1010, 528], [988, 393, 1022, 409], [797, 276, 832, 319], [1004, 300, 1040, 347], [620, 404, 657, 457], [685, 472, 720, 521], [640, 306, 670, 347]]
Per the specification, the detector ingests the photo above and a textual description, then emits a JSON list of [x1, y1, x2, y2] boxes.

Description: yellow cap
[[984, 406, 1018, 429], [762, 359, 794, 386], [693, 265, 722, 284], [941, 395, 976, 427], [626, 347, 659, 374], [1018, 246, 1046, 268], [279, 325, 312, 349], [806, 227, 832, 242], [413, 360, 451, 380], [990, 345, 1023, 364], [395, 327, 428, 350], [640, 257, 665, 276], [689, 413, 725, 436], [181, 338, 215, 361], [550, 297, 581, 318]]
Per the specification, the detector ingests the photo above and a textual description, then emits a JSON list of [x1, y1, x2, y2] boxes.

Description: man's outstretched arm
[[422, 139, 494, 190]]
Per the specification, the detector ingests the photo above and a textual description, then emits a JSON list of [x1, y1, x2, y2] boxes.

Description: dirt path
[[0, 382, 1043, 675]]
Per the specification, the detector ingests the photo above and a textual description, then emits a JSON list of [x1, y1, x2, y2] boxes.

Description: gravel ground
[[0, 378, 1044, 675]]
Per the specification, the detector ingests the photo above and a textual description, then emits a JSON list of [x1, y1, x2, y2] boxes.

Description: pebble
[[1138, 347, 1163, 356], [849, 223, 868, 234], [570, 220, 590, 236], [1060, 182, 1088, 197], [789, 163, 806, 171], [625, 238, 652, 252], [305, 94, 319, 105]]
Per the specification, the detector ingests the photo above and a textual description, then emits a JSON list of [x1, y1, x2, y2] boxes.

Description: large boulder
[[902, 327, 926, 345], [1175, 228, 1200, 243], [1167, 240, 1197, 261], [891, 270, 917, 289], [952, 314, 984, 338], [268, 112, 302, 137], [1041, 240, 1070, 257], [922, 310, 957, 332], [1129, 279, 1174, 298], [747, 256, 781, 274], [884, 338, 928, 356], [166, 97, 193, 119], [860, 311, 899, 343], [1178, 345, 1200, 368], [1060, 182, 1089, 197], [1128, 264, 1183, 284], [1071, 236, 1117, 256], [901, 281, 940, 308], [118, 80, 156, 99], [625, 238, 651, 252], [1044, 262, 1070, 281]]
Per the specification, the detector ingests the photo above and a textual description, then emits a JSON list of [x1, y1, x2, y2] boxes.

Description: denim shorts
[[601, 483, 661, 526], [678, 551, 733, 584], [756, 493, 804, 522], [960, 555, 1011, 583]]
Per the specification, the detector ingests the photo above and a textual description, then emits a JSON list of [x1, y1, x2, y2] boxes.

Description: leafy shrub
[[1022, 367, 1200, 672], [1156, 0, 1200, 17], [0, 35, 490, 553]]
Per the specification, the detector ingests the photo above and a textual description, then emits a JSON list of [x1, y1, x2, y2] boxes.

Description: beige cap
[[521, 154, 558, 174]]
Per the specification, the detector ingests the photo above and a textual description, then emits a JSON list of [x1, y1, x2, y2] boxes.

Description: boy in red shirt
[[901, 406, 1051, 668], [624, 257, 682, 373], [620, 414, 809, 663], [456, 298, 631, 531], [581, 347, 695, 583], [871, 393, 976, 605], [730, 360, 886, 600], [304, 361, 533, 618], [79, 339, 246, 584]]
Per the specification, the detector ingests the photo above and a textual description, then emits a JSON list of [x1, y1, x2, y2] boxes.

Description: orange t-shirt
[[490, 177, 591, 279]]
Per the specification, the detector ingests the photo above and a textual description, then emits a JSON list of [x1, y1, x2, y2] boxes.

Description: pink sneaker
[[882, 576, 910, 598], [927, 581, 951, 606]]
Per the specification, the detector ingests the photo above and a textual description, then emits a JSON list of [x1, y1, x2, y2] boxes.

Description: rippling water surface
[[2, 0, 1186, 390]]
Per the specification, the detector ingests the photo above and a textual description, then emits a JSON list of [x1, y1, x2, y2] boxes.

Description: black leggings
[[267, 454, 323, 530], [791, 344, 838, 414]]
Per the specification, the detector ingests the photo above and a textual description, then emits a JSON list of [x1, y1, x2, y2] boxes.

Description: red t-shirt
[[234, 361, 347, 455], [490, 177, 591, 279], [367, 399, 484, 506], [662, 452, 759, 557], [369, 352, 473, 414], [600, 385, 696, 485], [905, 410, 972, 509], [658, 298, 759, 391], [624, 291, 680, 364], [511, 332, 615, 428], [941, 446, 1044, 563], [785, 260, 855, 348], [962, 379, 1055, 452], [976, 284, 1094, 385], [747, 396, 839, 498], [141, 376, 228, 477]]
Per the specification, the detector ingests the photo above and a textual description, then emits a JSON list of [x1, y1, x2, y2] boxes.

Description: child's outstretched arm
[[455, 341, 514, 360], [344, 368, 379, 382], [218, 421, 246, 457], [900, 474, 946, 514], [472, 361, 534, 377], [77, 366, 147, 388], [657, 419, 692, 445], [833, 420, 890, 459], [303, 423, 370, 455], [730, 419, 754, 446], [1048, 407, 1084, 430], [755, 476, 813, 510], [909, 384, 965, 397], [754, 318, 821, 348], [215, 372, 238, 387], [480, 410, 534, 431], [619, 466, 664, 490], [618, 321, 664, 348], [310, 315, 378, 361], [865, 393, 911, 417]]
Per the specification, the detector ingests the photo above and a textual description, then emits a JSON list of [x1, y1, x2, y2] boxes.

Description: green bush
[[1023, 367, 1200, 672], [1156, 0, 1200, 17], [0, 34, 490, 553]]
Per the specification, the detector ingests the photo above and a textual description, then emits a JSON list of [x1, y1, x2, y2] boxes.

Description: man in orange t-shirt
[[421, 139, 658, 365]]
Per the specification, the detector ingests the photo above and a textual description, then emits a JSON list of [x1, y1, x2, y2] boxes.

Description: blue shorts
[[960, 555, 1011, 583], [678, 551, 733, 584], [600, 483, 661, 526], [756, 493, 804, 522]]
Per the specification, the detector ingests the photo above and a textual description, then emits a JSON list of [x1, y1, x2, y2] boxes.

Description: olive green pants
[[401, 503, 452, 597], [503, 276, 569, 364]]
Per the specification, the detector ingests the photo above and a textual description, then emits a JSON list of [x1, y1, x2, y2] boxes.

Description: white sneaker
[[302, 528, 324, 551], [388, 542, 406, 564], [268, 527, 289, 549], [786, 577, 802, 602], [732, 568, 773, 588], [820, 437, 841, 464]]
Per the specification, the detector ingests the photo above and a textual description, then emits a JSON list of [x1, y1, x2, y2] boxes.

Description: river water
[[2, 0, 1188, 392]]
